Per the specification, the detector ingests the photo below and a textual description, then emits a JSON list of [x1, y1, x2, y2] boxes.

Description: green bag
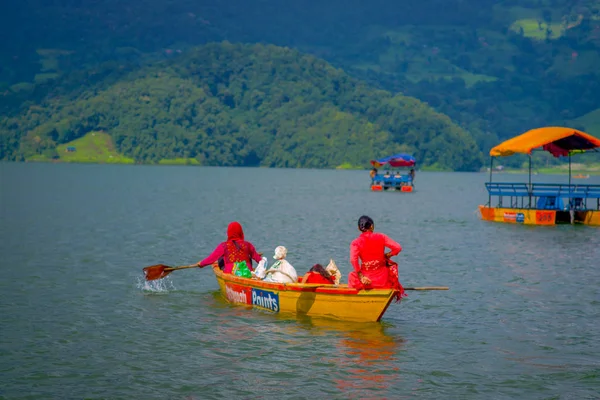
[[232, 261, 252, 278]]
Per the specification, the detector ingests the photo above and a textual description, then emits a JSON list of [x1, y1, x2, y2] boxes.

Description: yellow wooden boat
[[211, 266, 398, 322]]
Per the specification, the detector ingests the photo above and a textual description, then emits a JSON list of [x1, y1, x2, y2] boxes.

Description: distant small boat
[[573, 174, 590, 179], [369, 153, 416, 192]]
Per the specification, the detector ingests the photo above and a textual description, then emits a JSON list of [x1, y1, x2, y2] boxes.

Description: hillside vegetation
[[323, 1, 600, 158], [1, 0, 600, 169], [0, 43, 483, 170]]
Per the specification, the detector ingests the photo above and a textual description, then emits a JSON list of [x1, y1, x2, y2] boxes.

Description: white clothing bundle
[[325, 259, 342, 285], [263, 259, 298, 283], [252, 257, 268, 279]]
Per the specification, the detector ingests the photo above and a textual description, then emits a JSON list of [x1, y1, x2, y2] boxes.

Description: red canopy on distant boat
[[370, 154, 416, 168]]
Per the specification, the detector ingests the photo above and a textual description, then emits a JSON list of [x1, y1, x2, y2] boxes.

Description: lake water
[[1, 162, 599, 399]]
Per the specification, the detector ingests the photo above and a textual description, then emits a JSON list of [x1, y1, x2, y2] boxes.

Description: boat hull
[[212, 266, 397, 322], [478, 205, 600, 226], [370, 184, 413, 192]]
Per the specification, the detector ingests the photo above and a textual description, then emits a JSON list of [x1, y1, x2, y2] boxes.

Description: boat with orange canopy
[[479, 127, 600, 226]]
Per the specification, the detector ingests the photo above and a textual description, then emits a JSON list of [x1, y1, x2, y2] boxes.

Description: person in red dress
[[348, 215, 406, 301], [197, 221, 262, 274], [301, 264, 335, 284]]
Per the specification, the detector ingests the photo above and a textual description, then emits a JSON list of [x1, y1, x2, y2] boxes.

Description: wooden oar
[[404, 286, 449, 290], [143, 264, 198, 281]]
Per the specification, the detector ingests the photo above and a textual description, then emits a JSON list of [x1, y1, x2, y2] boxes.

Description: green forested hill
[[0, 43, 483, 170], [2, 1, 600, 170], [309, 0, 600, 153]]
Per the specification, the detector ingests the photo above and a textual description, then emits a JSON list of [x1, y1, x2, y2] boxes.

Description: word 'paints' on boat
[[479, 126, 600, 226], [369, 154, 416, 192]]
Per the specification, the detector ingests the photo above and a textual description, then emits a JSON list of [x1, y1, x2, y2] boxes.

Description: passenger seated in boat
[[301, 264, 335, 284], [263, 246, 298, 283], [383, 171, 391, 178], [394, 172, 401, 179], [348, 215, 406, 301], [197, 221, 262, 274], [369, 168, 378, 179]]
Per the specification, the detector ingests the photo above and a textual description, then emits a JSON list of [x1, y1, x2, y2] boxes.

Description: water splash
[[136, 276, 175, 293]]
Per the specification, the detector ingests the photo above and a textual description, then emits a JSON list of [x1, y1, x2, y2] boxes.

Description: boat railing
[[372, 174, 412, 185], [532, 183, 600, 210], [568, 184, 600, 211], [485, 182, 600, 210], [485, 182, 530, 208], [531, 183, 575, 197]]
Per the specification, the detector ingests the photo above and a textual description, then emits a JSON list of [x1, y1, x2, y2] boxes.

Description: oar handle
[[404, 286, 449, 290], [165, 264, 199, 272]]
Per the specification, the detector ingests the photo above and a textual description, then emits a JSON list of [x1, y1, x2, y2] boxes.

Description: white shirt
[[263, 259, 298, 283]]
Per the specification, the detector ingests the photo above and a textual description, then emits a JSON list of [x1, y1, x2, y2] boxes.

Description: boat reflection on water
[[203, 292, 408, 397], [296, 316, 406, 396]]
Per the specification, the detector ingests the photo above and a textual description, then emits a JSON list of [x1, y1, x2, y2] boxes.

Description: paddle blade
[[143, 264, 173, 281]]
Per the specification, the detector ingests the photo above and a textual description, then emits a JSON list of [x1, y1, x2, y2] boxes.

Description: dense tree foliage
[[1, 0, 599, 169], [0, 43, 483, 170]]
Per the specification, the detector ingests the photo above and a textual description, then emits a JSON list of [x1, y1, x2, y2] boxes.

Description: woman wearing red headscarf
[[197, 222, 262, 274], [348, 216, 406, 301]]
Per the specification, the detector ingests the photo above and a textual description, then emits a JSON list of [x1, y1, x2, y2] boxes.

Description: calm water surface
[[1, 163, 599, 399]]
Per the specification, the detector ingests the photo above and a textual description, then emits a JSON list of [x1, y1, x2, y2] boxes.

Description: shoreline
[[4, 159, 599, 174], [14, 159, 454, 171], [489, 170, 600, 176]]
